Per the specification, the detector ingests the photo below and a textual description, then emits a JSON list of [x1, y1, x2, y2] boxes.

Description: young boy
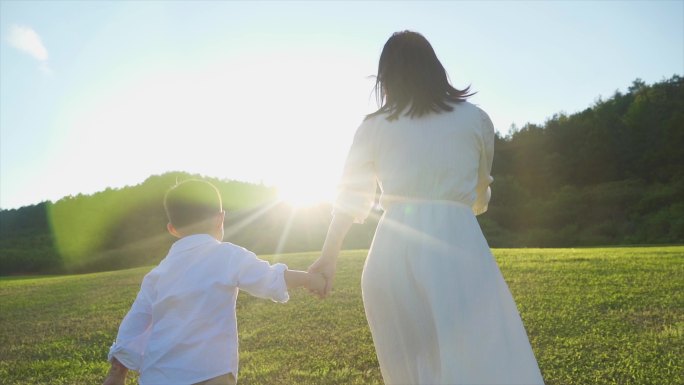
[[103, 179, 325, 385]]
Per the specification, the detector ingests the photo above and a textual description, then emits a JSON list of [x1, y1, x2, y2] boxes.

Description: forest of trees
[[482, 75, 683, 247], [1, 75, 682, 275]]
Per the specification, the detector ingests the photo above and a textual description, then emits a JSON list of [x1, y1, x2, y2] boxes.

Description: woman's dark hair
[[367, 30, 474, 121]]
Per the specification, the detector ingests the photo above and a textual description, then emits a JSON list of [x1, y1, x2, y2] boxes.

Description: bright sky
[[1, 1, 682, 209]]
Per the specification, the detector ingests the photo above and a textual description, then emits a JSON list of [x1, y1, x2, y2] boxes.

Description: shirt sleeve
[[236, 250, 289, 303], [472, 109, 495, 216], [107, 274, 155, 371], [332, 121, 377, 223]]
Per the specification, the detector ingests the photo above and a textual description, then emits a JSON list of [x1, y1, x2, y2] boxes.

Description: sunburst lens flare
[[276, 182, 334, 209]]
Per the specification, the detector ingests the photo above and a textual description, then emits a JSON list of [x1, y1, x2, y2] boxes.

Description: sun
[[276, 180, 335, 208]]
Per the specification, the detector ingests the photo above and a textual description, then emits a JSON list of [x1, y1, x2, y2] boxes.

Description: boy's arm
[[102, 357, 128, 385], [107, 274, 155, 373], [284, 270, 326, 295], [235, 249, 327, 301], [235, 252, 290, 302]]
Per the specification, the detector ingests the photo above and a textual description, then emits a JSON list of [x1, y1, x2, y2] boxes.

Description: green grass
[[1, 246, 682, 385]]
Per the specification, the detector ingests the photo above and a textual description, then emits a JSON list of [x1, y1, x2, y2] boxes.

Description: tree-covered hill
[[1, 76, 682, 275], [0, 171, 377, 275], [482, 75, 683, 246], [0, 173, 277, 274]]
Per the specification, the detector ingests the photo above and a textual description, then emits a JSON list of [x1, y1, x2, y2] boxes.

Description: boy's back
[[110, 234, 289, 385], [104, 180, 324, 385]]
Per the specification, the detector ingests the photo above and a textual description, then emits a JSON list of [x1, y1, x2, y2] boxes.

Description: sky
[[1, 0, 682, 210]]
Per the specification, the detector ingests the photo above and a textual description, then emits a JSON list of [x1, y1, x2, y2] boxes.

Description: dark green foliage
[[0, 203, 61, 273], [0, 172, 285, 275], [0, 171, 380, 275], [481, 75, 684, 247]]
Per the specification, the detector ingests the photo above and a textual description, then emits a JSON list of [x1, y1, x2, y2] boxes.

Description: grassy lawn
[[1, 246, 682, 385]]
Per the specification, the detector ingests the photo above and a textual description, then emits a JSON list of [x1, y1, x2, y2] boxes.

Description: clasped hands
[[306, 254, 337, 299]]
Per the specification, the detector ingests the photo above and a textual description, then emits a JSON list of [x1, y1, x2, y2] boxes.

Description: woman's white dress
[[334, 102, 545, 385]]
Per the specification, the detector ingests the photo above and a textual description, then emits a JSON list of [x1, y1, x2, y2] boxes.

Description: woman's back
[[355, 101, 494, 214]]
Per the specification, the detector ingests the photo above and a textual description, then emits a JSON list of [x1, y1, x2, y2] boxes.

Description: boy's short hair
[[164, 179, 223, 229]]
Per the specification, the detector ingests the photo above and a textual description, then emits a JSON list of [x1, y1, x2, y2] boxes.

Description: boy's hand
[[307, 272, 327, 297]]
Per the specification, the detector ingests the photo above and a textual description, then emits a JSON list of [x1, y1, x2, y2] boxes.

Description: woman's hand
[[308, 251, 338, 298]]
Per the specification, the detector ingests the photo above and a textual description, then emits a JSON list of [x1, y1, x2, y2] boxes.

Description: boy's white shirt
[[108, 234, 289, 385]]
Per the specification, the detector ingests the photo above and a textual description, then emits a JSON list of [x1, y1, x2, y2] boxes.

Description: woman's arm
[[473, 109, 495, 215], [308, 212, 355, 297]]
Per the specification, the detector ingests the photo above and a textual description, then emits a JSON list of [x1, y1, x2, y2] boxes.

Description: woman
[[308, 31, 544, 384]]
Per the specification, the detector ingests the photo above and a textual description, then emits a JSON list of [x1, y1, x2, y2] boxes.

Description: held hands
[[306, 272, 327, 297], [307, 252, 338, 298]]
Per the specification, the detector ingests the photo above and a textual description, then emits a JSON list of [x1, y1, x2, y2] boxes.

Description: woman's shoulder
[[449, 101, 493, 127], [451, 100, 489, 117], [360, 101, 491, 131], [355, 113, 385, 137]]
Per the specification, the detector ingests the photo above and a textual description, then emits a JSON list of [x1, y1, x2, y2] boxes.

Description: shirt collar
[[168, 234, 220, 254]]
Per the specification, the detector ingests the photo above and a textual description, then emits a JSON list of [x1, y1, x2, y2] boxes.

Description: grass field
[[1, 246, 683, 385]]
